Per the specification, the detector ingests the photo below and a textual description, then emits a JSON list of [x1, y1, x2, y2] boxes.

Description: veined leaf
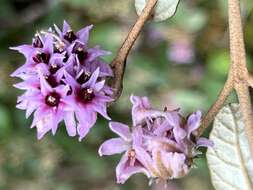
[[135, 0, 180, 22], [207, 104, 253, 190]]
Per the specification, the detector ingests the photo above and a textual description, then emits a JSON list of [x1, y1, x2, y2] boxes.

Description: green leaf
[[135, 0, 180, 22], [207, 104, 253, 190]]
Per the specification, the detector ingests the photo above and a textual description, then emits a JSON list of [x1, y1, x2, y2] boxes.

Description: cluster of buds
[[99, 95, 213, 184], [11, 21, 113, 141]]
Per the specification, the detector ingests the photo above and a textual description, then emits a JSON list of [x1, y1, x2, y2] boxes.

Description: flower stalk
[[110, 0, 158, 101]]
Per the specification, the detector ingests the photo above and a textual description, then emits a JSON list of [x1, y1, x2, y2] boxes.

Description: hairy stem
[[110, 0, 158, 101], [235, 83, 253, 154], [197, 76, 234, 136], [199, 0, 253, 155], [229, 0, 253, 155]]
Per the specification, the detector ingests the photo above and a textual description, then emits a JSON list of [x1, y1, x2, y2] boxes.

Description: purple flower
[[11, 21, 113, 140], [99, 122, 150, 184], [17, 70, 71, 139], [64, 68, 112, 141], [11, 34, 63, 78], [54, 20, 93, 45], [99, 95, 213, 184]]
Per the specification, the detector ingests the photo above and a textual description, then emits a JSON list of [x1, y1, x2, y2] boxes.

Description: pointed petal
[[77, 122, 91, 141], [36, 117, 52, 140], [87, 46, 111, 62], [54, 24, 63, 38], [109, 122, 132, 141], [92, 101, 110, 120], [76, 106, 97, 126], [31, 108, 48, 128], [38, 68, 52, 95], [10, 45, 34, 59], [64, 70, 80, 90], [43, 34, 54, 54], [94, 80, 105, 92], [63, 20, 72, 34], [90, 60, 113, 77], [64, 112, 77, 136], [51, 111, 63, 135], [82, 68, 99, 88], [10, 64, 32, 77], [26, 102, 40, 118], [76, 25, 93, 44]]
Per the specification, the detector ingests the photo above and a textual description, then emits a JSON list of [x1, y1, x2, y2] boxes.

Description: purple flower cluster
[[11, 21, 113, 141], [99, 95, 213, 184]]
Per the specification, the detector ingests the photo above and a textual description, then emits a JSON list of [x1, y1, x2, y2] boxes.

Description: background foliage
[[0, 0, 253, 189]]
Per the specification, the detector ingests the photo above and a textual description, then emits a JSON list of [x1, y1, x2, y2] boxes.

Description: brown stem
[[110, 0, 158, 101], [197, 76, 234, 136], [198, 0, 253, 155], [235, 83, 253, 154]]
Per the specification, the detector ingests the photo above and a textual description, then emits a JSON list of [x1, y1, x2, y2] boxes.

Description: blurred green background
[[0, 0, 253, 189]]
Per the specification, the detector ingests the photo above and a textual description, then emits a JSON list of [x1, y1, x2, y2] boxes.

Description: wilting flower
[[99, 95, 213, 184], [11, 21, 113, 140]]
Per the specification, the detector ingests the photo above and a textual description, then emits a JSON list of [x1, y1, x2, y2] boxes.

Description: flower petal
[[36, 117, 52, 140], [99, 138, 129, 156], [173, 126, 186, 143], [10, 45, 34, 59], [82, 68, 100, 88], [132, 125, 143, 147], [38, 69, 52, 96], [116, 152, 150, 184], [76, 25, 93, 44], [196, 137, 214, 148], [64, 112, 76, 136], [63, 20, 72, 34], [186, 111, 202, 137], [77, 122, 92, 141], [43, 34, 54, 54], [161, 152, 189, 179], [109, 122, 132, 142], [94, 80, 105, 92]]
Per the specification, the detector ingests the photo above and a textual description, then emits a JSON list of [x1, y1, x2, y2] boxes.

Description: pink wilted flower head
[[99, 95, 213, 184], [11, 21, 113, 141]]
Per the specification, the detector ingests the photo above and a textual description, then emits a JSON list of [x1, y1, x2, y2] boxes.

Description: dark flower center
[[78, 88, 95, 102], [54, 42, 65, 53], [76, 47, 88, 62], [77, 72, 90, 84], [33, 51, 50, 64], [49, 63, 60, 74], [45, 92, 60, 107], [32, 35, 43, 48], [45, 75, 58, 88], [72, 42, 88, 62], [64, 30, 77, 43], [63, 52, 69, 63]]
